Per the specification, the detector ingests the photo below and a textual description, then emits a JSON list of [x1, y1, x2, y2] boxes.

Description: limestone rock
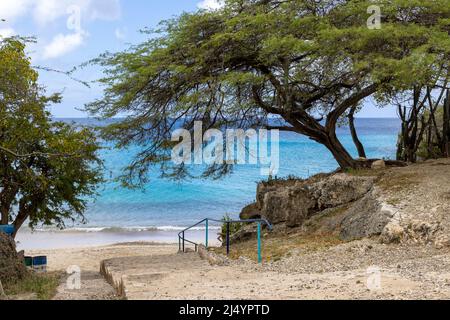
[[380, 220, 444, 246], [311, 174, 375, 209], [261, 185, 316, 227], [256, 173, 375, 228], [0, 233, 28, 284], [380, 223, 405, 244], [239, 203, 260, 220], [404, 220, 442, 244], [371, 160, 386, 170], [340, 190, 395, 241]]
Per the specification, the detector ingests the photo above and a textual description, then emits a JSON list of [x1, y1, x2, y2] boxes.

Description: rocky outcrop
[[380, 220, 450, 248], [239, 203, 260, 220], [261, 185, 316, 227], [0, 233, 28, 285], [339, 190, 396, 241], [311, 174, 375, 209], [246, 174, 375, 228], [237, 158, 450, 249]]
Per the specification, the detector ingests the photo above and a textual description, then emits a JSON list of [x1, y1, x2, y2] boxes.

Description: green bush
[[219, 214, 244, 243]]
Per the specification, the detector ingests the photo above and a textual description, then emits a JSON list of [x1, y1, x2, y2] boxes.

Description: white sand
[[26, 240, 450, 300]]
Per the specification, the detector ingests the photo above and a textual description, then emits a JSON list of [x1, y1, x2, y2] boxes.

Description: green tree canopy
[[0, 38, 103, 237], [88, 0, 450, 185]]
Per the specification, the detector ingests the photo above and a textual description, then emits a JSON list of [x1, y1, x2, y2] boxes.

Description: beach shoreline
[[16, 229, 220, 251]]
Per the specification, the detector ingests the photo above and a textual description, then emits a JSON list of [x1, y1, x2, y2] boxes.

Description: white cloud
[[43, 32, 85, 59], [115, 27, 127, 41], [0, 0, 32, 22], [0, 0, 121, 26], [89, 0, 121, 21], [197, 0, 224, 10], [0, 0, 122, 59], [0, 28, 16, 38]]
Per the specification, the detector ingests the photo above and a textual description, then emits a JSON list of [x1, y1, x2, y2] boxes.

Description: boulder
[[380, 223, 405, 244], [0, 233, 28, 285], [261, 185, 316, 227], [371, 160, 386, 170], [239, 203, 261, 220], [311, 174, 375, 209], [339, 191, 395, 241], [380, 220, 443, 246]]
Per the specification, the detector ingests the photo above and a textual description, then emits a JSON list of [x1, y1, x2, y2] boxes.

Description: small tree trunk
[[443, 90, 450, 157], [348, 106, 367, 158], [396, 105, 407, 161], [324, 131, 358, 169], [12, 202, 30, 239], [0, 209, 7, 225], [12, 217, 27, 239]]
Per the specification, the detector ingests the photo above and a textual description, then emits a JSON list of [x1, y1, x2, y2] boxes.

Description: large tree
[[87, 0, 449, 185], [0, 38, 103, 238]]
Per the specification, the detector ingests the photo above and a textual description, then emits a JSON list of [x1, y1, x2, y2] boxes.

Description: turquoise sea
[[17, 118, 400, 249]]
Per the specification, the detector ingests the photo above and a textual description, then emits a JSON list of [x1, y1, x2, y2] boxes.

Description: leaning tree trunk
[[324, 131, 359, 169], [443, 89, 450, 157], [348, 106, 367, 159], [11, 199, 32, 239]]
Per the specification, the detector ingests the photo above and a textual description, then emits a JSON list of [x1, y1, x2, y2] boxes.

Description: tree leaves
[[0, 39, 103, 233]]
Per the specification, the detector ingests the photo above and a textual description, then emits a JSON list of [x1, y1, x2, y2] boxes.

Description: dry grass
[[345, 168, 384, 177], [4, 272, 62, 300], [376, 172, 420, 193], [213, 232, 343, 263]]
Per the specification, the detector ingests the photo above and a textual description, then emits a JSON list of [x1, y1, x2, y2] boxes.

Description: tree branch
[[0, 146, 79, 159]]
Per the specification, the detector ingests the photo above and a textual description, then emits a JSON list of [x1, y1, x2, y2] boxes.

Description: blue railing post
[[257, 222, 262, 264], [205, 219, 209, 248], [182, 231, 185, 253]]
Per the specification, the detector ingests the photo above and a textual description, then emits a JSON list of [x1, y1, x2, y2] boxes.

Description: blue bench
[[0, 225, 15, 236]]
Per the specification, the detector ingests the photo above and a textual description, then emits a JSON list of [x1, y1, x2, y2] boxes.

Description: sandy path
[[28, 243, 178, 300]]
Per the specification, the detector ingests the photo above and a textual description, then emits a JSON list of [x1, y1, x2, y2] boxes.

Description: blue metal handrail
[[178, 218, 273, 263]]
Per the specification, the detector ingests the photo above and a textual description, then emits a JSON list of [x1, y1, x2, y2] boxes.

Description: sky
[[0, 0, 397, 118]]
